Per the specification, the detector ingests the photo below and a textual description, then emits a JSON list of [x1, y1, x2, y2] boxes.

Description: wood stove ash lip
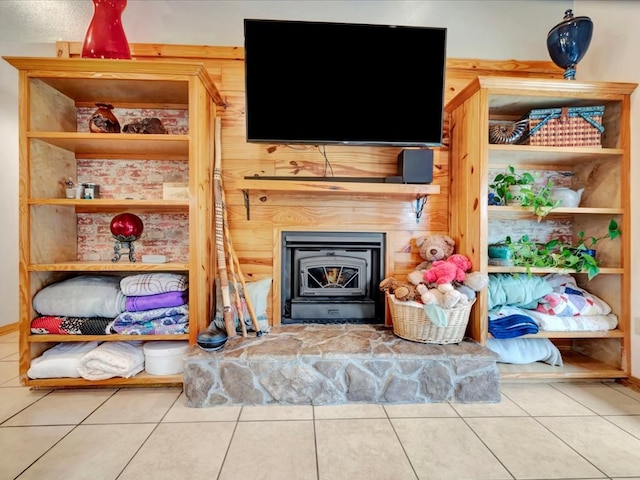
[[281, 231, 385, 325]]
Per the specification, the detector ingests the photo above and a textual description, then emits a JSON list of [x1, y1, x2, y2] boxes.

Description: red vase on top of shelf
[[81, 0, 131, 59]]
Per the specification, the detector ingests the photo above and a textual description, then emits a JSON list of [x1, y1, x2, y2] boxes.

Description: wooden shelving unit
[[4, 56, 224, 387], [446, 76, 637, 380]]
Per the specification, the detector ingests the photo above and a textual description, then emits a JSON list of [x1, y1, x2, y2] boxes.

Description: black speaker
[[397, 149, 433, 184]]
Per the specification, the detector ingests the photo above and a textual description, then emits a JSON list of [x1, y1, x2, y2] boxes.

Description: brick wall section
[[75, 107, 192, 262]]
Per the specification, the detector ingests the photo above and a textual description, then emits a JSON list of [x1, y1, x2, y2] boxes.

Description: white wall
[[575, 0, 640, 376]]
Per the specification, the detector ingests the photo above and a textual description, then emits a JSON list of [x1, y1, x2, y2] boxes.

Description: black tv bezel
[[243, 18, 447, 148]]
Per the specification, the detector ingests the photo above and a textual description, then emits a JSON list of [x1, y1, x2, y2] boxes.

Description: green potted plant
[[489, 166, 560, 220], [575, 218, 621, 251], [489, 165, 535, 205]]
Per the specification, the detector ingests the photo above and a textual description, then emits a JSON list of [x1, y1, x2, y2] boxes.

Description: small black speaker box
[[397, 149, 433, 184]]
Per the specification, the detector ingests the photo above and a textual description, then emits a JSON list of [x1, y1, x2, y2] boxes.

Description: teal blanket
[[488, 274, 552, 311]]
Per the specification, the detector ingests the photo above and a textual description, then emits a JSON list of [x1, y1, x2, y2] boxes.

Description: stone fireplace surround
[[183, 324, 500, 407]]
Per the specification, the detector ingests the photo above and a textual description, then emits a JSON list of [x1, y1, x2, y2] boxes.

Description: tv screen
[[244, 19, 447, 147]]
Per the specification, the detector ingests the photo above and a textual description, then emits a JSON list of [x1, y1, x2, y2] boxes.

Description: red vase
[[82, 0, 131, 59]]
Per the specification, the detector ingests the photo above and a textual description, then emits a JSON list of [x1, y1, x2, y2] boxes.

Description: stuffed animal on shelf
[[379, 277, 417, 302], [455, 271, 489, 301], [422, 254, 473, 285], [414, 234, 456, 271], [416, 283, 467, 309]]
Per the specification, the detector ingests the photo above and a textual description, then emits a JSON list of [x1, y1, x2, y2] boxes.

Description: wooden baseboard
[[0, 323, 18, 336], [618, 377, 640, 393]]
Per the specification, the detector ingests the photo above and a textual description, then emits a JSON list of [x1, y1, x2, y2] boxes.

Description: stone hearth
[[183, 325, 500, 407]]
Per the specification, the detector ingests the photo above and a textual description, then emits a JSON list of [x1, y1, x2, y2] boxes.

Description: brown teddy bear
[[415, 234, 455, 271], [379, 277, 417, 302]]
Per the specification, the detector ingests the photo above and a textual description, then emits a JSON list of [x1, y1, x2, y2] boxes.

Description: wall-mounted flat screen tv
[[244, 19, 447, 147]]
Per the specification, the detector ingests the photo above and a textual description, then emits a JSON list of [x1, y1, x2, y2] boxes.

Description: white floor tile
[[314, 403, 386, 419], [315, 418, 416, 480], [17, 423, 155, 480], [501, 382, 597, 416], [119, 422, 236, 480], [162, 392, 241, 422], [384, 402, 459, 418], [0, 425, 73, 479], [3, 389, 116, 426], [465, 416, 604, 479], [553, 382, 640, 415], [0, 386, 51, 423], [0, 360, 18, 384], [538, 415, 640, 477], [393, 417, 511, 479], [240, 403, 314, 421], [83, 387, 181, 424], [219, 420, 317, 480], [451, 393, 528, 417]]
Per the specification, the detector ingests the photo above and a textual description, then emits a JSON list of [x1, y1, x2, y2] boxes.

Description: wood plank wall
[[57, 42, 563, 325]]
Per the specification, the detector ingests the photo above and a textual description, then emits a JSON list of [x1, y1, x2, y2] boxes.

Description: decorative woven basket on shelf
[[521, 105, 605, 147], [387, 293, 475, 344]]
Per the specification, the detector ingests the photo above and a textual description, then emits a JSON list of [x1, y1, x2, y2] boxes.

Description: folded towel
[[120, 273, 188, 296], [77, 341, 144, 380], [488, 308, 539, 338], [27, 342, 99, 379], [125, 290, 189, 312]]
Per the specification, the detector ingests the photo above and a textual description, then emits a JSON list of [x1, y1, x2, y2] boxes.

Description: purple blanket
[[125, 290, 188, 312]]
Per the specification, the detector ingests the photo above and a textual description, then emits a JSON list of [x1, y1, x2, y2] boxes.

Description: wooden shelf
[[488, 206, 623, 217], [495, 330, 625, 339], [488, 145, 623, 167], [29, 199, 189, 214], [24, 372, 184, 388], [30, 132, 189, 160], [499, 350, 627, 381], [28, 261, 189, 272], [486, 266, 623, 275], [29, 334, 189, 343], [231, 178, 440, 196]]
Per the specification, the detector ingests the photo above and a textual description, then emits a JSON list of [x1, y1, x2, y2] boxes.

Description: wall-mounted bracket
[[414, 195, 428, 223], [242, 190, 251, 220]]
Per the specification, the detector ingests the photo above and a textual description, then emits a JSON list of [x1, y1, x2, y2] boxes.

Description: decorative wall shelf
[[230, 177, 440, 222]]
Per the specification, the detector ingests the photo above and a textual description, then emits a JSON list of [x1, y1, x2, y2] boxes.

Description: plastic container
[[143, 341, 189, 375]]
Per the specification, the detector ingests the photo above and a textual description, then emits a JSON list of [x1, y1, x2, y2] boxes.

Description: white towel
[[77, 341, 145, 380], [27, 342, 99, 379]]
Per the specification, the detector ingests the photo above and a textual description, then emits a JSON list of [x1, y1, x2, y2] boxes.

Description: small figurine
[[89, 103, 121, 133]]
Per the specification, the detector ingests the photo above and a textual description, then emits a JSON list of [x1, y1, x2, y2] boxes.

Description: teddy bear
[[415, 234, 456, 271], [379, 277, 417, 302], [421, 254, 472, 285], [455, 271, 489, 301], [416, 283, 467, 309]]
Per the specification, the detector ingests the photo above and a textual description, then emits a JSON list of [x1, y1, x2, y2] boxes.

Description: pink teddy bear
[[422, 254, 472, 285]]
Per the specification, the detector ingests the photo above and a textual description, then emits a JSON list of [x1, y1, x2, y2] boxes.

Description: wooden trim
[[56, 40, 562, 75], [0, 323, 18, 335]]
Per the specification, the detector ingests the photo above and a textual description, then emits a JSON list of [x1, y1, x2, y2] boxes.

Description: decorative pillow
[[213, 277, 271, 333], [486, 338, 563, 366]]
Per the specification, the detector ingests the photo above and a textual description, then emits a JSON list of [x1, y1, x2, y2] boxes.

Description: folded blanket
[[32, 275, 126, 318], [111, 315, 189, 335], [76, 341, 145, 380], [120, 273, 188, 296], [536, 274, 611, 316], [125, 290, 189, 312], [488, 273, 552, 311], [31, 316, 114, 335], [27, 342, 99, 379], [525, 308, 618, 332], [114, 304, 189, 324], [488, 307, 539, 338]]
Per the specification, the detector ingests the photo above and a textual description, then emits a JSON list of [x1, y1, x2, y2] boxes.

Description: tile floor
[[3, 330, 640, 480]]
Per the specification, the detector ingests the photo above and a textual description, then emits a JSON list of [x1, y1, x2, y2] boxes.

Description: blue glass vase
[[546, 9, 593, 80]]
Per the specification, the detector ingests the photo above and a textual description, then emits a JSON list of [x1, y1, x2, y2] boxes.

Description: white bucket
[[143, 341, 189, 375]]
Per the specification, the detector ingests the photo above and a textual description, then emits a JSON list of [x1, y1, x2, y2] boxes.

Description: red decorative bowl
[[110, 213, 144, 240]]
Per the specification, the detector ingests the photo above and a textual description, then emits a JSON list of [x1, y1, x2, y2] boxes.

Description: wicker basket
[[387, 293, 475, 344], [521, 105, 605, 147]]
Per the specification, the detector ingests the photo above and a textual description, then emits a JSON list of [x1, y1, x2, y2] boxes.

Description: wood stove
[[281, 231, 385, 324]]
